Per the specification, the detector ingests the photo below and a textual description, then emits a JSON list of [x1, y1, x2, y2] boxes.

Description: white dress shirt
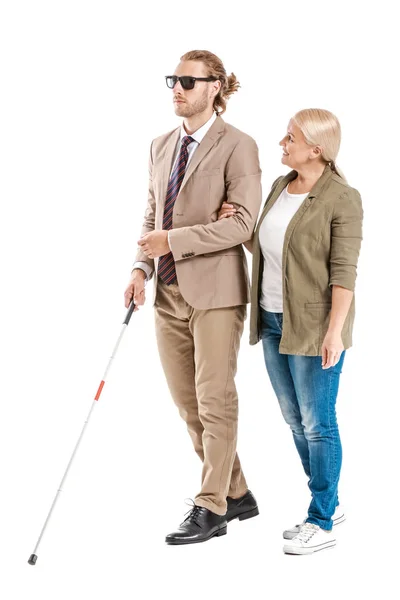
[[134, 112, 217, 281]]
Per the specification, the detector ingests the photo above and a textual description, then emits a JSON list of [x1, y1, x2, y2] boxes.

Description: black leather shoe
[[165, 505, 227, 545], [226, 490, 259, 523]]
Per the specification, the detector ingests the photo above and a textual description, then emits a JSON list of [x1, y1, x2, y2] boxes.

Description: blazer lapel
[[252, 165, 336, 292], [178, 116, 225, 195], [255, 171, 297, 239], [281, 165, 334, 240], [160, 127, 181, 207], [255, 164, 333, 237]]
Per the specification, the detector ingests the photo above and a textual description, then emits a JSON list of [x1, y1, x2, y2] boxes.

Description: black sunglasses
[[165, 75, 218, 90]]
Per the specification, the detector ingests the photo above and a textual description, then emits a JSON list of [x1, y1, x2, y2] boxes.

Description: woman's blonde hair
[[180, 49, 240, 115], [292, 108, 345, 180]]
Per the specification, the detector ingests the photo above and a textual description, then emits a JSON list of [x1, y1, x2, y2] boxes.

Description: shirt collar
[[180, 112, 217, 145]]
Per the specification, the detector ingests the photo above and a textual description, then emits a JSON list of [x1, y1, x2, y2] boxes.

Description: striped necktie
[[158, 135, 195, 285]]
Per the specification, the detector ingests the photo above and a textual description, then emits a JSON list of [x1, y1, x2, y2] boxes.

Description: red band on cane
[[94, 380, 105, 401]]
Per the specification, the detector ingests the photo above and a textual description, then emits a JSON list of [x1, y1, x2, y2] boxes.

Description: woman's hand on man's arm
[[217, 203, 254, 253]]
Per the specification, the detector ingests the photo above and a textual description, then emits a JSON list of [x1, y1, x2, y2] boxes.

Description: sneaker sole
[[283, 514, 346, 540], [165, 525, 227, 545], [227, 506, 259, 523], [334, 513, 346, 526], [283, 540, 336, 555]]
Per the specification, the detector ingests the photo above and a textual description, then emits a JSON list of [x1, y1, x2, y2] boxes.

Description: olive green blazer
[[249, 165, 363, 356]]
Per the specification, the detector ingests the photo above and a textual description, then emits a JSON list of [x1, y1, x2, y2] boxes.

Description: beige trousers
[[154, 281, 248, 515]]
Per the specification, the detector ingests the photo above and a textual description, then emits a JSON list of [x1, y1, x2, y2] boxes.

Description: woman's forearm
[[328, 285, 354, 333]]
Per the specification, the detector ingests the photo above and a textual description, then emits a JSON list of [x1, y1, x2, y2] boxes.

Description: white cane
[[28, 301, 136, 565]]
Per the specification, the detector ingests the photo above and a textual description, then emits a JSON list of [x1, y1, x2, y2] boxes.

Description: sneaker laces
[[295, 522, 320, 543]]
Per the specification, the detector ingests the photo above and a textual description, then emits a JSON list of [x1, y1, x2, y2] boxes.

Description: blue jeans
[[260, 309, 345, 530]]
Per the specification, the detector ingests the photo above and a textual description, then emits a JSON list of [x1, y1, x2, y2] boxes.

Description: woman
[[218, 109, 363, 555]]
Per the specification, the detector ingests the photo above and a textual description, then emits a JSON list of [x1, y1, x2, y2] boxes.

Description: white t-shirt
[[259, 185, 309, 313]]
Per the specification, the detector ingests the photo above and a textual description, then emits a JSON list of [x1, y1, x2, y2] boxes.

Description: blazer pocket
[[195, 168, 221, 177]]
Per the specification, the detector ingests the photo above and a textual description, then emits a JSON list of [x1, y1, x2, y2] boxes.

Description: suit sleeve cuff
[[132, 262, 152, 284]]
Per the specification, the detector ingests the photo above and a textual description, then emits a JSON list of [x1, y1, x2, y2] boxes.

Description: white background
[[1, 1, 399, 598]]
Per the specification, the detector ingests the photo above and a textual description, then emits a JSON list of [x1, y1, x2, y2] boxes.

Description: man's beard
[[175, 89, 209, 117]]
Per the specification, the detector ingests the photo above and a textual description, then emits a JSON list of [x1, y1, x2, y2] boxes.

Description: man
[[124, 50, 261, 545]]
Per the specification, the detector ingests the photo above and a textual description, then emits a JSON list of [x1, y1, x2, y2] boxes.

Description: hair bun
[[226, 72, 241, 97]]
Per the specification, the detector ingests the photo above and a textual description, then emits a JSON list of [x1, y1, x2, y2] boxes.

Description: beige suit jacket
[[135, 115, 262, 309]]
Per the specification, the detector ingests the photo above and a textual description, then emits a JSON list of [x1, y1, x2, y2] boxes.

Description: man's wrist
[[132, 261, 152, 282], [131, 268, 146, 279]]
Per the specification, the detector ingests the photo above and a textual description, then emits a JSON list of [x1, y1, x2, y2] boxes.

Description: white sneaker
[[283, 522, 336, 555], [283, 505, 345, 540]]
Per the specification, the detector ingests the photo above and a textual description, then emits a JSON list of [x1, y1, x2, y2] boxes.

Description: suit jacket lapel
[[161, 127, 181, 208], [178, 116, 225, 195]]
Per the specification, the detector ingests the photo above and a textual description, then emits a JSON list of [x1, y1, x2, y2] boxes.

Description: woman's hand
[[217, 202, 254, 253], [217, 203, 237, 220], [321, 330, 344, 369]]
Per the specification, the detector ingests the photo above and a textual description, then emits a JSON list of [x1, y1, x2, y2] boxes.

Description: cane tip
[[28, 554, 38, 565]]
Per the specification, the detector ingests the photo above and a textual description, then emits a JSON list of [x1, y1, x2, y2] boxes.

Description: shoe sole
[[165, 525, 227, 545], [283, 540, 336, 555], [283, 514, 346, 540], [227, 506, 259, 523]]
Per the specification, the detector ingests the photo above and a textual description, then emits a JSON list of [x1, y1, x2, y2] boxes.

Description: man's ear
[[212, 80, 221, 98]]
